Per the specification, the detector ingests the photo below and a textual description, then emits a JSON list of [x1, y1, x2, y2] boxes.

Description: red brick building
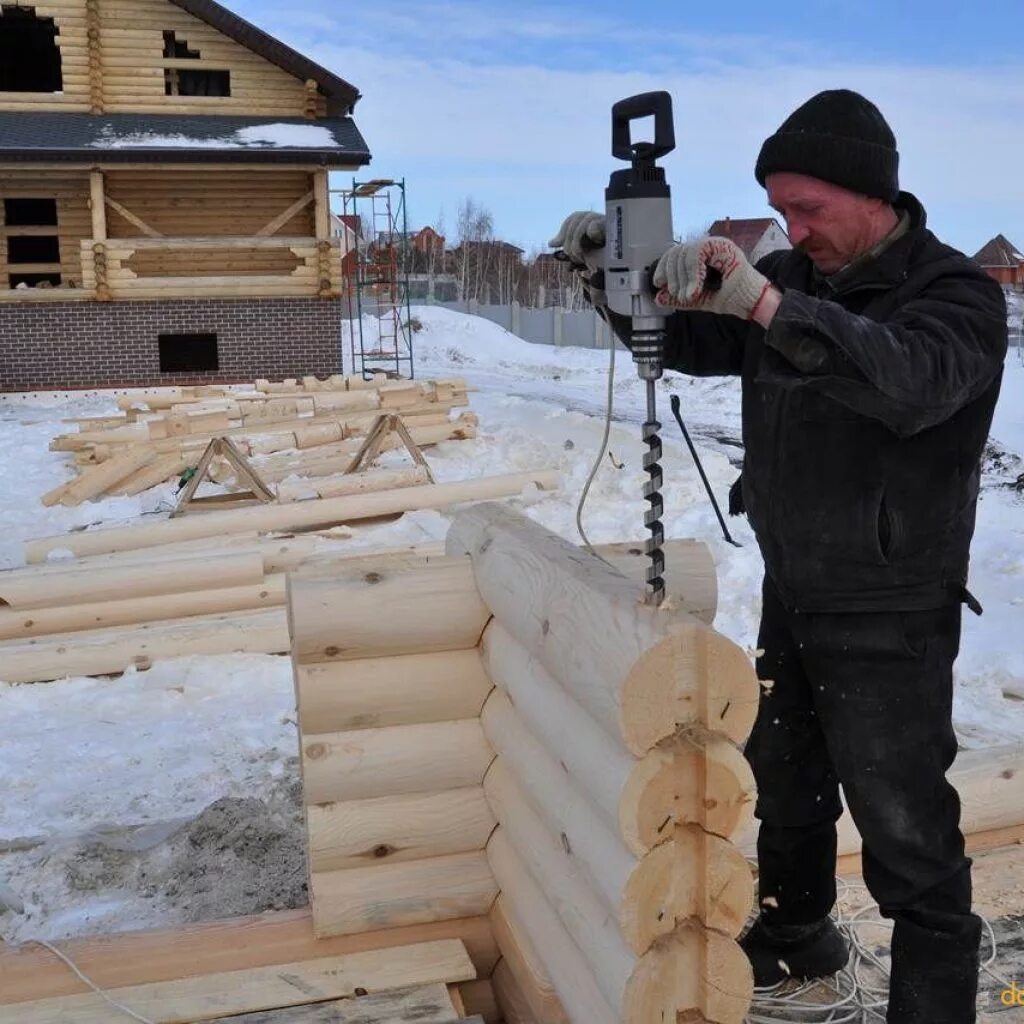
[[973, 234, 1024, 289]]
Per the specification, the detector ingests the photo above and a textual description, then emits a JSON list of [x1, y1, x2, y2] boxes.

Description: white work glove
[[549, 211, 605, 271], [653, 236, 771, 320]]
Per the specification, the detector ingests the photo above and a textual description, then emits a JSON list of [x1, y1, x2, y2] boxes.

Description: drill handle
[[611, 92, 675, 163]]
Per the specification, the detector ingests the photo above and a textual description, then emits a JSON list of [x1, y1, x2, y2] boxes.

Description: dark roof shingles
[[973, 234, 1024, 268], [0, 112, 370, 165], [707, 217, 784, 258]]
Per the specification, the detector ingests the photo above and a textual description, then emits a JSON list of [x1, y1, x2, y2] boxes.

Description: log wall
[[289, 554, 499, 940], [0, 0, 326, 117], [288, 507, 762, 1023]]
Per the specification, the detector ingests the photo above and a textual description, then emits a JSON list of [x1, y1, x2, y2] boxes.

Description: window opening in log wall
[[0, 6, 63, 92], [3, 197, 61, 288], [158, 333, 220, 373], [162, 30, 231, 97]]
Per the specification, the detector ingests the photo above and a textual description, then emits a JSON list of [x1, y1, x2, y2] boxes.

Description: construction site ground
[[1, 306, 1022, 1018]]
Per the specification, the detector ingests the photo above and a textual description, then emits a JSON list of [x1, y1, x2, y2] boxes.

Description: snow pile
[[1, 304, 1022, 943], [93, 123, 340, 150]]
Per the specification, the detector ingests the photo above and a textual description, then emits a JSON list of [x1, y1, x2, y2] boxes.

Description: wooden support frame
[[255, 189, 315, 237], [346, 413, 436, 482], [172, 436, 276, 516], [103, 195, 163, 238]]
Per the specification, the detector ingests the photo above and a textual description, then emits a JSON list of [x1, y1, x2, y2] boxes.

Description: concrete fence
[[430, 300, 623, 350]]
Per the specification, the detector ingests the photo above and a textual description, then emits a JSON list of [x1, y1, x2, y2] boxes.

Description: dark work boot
[[740, 917, 850, 987]]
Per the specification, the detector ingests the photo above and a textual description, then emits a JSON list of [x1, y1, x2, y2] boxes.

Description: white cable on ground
[[744, 878, 1006, 1023], [575, 331, 617, 556], [29, 939, 157, 1024]]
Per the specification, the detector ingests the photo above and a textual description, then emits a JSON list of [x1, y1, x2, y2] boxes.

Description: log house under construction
[[0, 0, 371, 390]]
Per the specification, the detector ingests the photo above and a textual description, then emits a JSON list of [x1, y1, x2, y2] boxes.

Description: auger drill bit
[[642, 379, 666, 605]]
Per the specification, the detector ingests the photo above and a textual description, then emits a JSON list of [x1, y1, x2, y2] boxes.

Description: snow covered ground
[[0, 305, 1022, 943]]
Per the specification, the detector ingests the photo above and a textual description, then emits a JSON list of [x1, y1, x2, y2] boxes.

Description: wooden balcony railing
[[79, 235, 343, 301]]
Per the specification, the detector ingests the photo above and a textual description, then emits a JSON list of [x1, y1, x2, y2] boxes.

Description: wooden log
[[0, 608, 287, 684], [0, 910, 499, 1006], [622, 926, 752, 1024], [486, 830, 617, 1024], [491, 960, 539, 1024], [485, 761, 640, 1011], [41, 445, 155, 507], [288, 556, 489, 665], [0, 551, 265, 609], [295, 648, 492, 733], [311, 852, 498, 939], [480, 623, 755, 853], [446, 503, 757, 755], [738, 743, 1024, 861], [307, 786, 495, 871], [277, 465, 432, 503], [481, 690, 753, 952], [459, 980, 499, 1024], [0, 941, 476, 1024], [489, 897, 570, 1024], [301, 719, 494, 805], [597, 539, 717, 626], [112, 452, 189, 496], [0, 578, 285, 640], [25, 471, 559, 563]]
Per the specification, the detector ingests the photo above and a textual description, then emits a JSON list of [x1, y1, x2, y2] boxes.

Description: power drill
[[603, 92, 677, 605]]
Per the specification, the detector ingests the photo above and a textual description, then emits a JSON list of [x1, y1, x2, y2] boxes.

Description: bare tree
[[454, 197, 495, 302]]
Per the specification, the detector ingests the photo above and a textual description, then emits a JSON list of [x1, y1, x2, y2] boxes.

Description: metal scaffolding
[[336, 177, 414, 380]]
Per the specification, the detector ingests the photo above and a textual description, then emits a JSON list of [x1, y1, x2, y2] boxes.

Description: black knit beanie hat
[[755, 89, 899, 202]]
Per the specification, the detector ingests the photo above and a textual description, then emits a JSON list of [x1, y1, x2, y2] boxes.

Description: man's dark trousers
[[744, 577, 981, 1023]]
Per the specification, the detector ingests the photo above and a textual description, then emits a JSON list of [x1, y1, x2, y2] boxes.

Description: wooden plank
[[0, 911, 498, 1007], [104, 195, 162, 237], [0, 941, 476, 1024], [257, 190, 315, 237], [210, 983, 461, 1023]]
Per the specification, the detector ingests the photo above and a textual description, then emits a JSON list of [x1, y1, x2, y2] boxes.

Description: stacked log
[[289, 555, 500, 938], [447, 505, 760, 1024], [2, 469, 559, 683], [287, 505, 760, 1023], [42, 375, 474, 506]]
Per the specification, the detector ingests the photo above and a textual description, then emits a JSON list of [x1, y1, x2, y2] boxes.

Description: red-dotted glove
[[652, 236, 772, 320]]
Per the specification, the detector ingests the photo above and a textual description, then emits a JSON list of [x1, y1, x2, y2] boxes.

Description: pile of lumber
[[42, 374, 477, 507], [288, 504, 763, 1024], [0, 933, 485, 1023], [1, 468, 560, 685]]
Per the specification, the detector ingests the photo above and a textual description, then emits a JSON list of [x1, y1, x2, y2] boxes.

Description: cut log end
[[621, 626, 760, 755], [621, 737, 756, 854], [623, 926, 753, 1024]]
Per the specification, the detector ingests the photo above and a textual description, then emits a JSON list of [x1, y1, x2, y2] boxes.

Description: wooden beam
[[446, 503, 758, 755], [0, 910, 499, 1006], [88, 170, 106, 241], [480, 622, 755, 855], [104, 194, 162, 237], [0, 941, 476, 1024], [25, 472, 560, 563], [256, 189, 315, 237], [313, 169, 330, 240]]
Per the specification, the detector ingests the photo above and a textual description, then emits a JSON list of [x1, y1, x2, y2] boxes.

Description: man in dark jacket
[[551, 89, 1007, 1022]]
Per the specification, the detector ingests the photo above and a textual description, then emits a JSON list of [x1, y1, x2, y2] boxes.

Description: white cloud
[[241, 2, 1024, 254]]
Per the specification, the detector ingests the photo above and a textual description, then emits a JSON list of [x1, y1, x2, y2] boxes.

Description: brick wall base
[[0, 297, 343, 391]]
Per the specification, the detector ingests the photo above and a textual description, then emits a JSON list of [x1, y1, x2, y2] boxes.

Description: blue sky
[[239, 0, 1024, 257]]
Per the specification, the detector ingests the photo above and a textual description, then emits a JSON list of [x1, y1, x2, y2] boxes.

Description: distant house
[[707, 217, 791, 263], [973, 234, 1024, 289], [411, 226, 445, 254]]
